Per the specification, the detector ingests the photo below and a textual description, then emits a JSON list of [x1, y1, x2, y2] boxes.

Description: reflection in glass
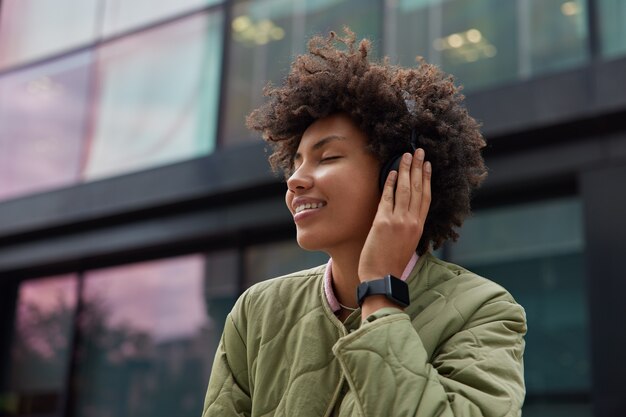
[[448, 197, 591, 414], [203, 250, 239, 343], [74, 254, 231, 417], [598, 0, 626, 58], [525, 0, 588, 76], [0, 52, 93, 202], [385, 0, 588, 92], [223, 0, 380, 145], [101, 0, 223, 37], [2, 275, 78, 416], [385, 0, 519, 91], [245, 240, 328, 287], [0, 0, 99, 69], [82, 11, 223, 180]]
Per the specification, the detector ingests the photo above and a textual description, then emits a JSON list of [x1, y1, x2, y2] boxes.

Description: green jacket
[[202, 253, 526, 417]]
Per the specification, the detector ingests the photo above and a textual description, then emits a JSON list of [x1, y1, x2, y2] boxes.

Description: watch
[[356, 275, 410, 308]]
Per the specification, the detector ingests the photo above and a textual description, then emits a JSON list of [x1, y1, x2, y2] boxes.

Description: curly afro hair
[[247, 29, 487, 255]]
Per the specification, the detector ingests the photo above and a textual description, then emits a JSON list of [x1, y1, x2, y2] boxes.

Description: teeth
[[295, 202, 326, 213]]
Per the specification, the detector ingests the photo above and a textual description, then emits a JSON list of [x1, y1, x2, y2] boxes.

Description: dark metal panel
[[214, 0, 234, 148], [580, 163, 626, 417], [0, 197, 290, 275], [484, 137, 605, 190], [594, 56, 626, 111], [467, 57, 626, 138], [586, 0, 601, 61], [0, 142, 274, 239], [474, 130, 626, 208], [485, 141, 604, 188], [0, 279, 18, 390]]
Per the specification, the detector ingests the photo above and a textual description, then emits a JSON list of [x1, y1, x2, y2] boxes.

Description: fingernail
[[425, 161, 432, 174], [403, 153, 412, 163], [416, 148, 425, 160]]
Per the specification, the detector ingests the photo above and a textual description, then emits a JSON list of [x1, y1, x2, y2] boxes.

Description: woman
[[203, 29, 526, 417]]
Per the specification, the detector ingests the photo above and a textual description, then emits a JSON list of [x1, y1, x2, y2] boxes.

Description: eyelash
[[288, 155, 341, 176]]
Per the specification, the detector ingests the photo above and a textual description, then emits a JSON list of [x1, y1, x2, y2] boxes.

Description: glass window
[[525, 0, 588, 76], [448, 197, 591, 415], [0, 0, 100, 69], [223, 0, 381, 145], [1, 275, 78, 416], [0, 51, 93, 202], [598, 0, 626, 58], [385, 0, 588, 92], [385, 0, 519, 91], [101, 0, 223, 38], [203, 250, 240, 338], [82, 11, 223, 180], [245, 240, 328, 287], [73, 253, 233, 417]]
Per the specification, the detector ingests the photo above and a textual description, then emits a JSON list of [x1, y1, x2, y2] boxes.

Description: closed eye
[[320, 156, 342, 163]]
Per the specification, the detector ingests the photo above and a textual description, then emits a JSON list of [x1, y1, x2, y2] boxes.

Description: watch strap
[[356, 275, 410, 308]]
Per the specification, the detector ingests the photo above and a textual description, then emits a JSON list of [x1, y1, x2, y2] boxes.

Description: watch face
[[386, 275, 410, 307]]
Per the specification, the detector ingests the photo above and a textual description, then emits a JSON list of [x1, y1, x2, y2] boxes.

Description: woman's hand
[[358, 148, 432, 283]]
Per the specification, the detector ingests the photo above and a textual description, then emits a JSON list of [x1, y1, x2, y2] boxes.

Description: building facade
[[0, 1, 625, 416]]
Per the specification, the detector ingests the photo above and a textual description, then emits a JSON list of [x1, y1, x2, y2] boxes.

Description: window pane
[[101, 0, 223, 38], [598, 0, 626, 58], [223, 0, 380, 145], [245, 240, 327, 287], [525, 0, 588, 75], [82, 11, 223, 180], [448, 197, 591, 414], [0, 52, 93, 202], [385, 0, 519, 91], [203, 250, 240, 338], [74, 253, 235, 417], [0, 0, 99, 69], [1, 275, 78, 416], [385, 0, 588, 92]]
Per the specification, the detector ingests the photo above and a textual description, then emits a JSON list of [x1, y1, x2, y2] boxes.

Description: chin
[[295, 232, 326, 252]]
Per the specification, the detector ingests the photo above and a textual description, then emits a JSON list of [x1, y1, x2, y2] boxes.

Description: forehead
[[297, 113, 368, 153]]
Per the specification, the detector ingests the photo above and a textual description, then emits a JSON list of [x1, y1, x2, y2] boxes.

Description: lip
[[291, 197, 327, 223], [293, 206, 324, 223]]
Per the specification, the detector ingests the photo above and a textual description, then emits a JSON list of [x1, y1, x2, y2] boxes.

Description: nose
[[286, 165, 313, 193]]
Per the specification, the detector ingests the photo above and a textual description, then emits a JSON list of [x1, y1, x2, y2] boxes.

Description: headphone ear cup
[[379, 155, 403, 191]]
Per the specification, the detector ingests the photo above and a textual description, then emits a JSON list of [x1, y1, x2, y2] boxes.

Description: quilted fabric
[[202, 253, 526, 417]]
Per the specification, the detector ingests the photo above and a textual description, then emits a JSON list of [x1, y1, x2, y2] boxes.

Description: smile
[[294, 202, 326, 214]]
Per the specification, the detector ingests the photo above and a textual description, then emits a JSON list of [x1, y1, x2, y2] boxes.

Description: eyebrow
[[293, 135, 346, 162]]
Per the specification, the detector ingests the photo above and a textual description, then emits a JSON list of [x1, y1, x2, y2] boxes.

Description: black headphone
[[378, 128, 419, 191]]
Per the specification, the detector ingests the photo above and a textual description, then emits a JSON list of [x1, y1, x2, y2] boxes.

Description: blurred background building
[[0, 0, 625, 416]]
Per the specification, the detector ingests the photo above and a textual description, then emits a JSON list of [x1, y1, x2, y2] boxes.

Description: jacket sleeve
[[202, 313, 252, 417], [331, 300, 526, 417]]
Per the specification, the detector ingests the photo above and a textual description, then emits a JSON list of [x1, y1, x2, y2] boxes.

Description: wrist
[[360, 295, 403, 319], [359, 269, 403, 282], [356, 275, 410, 313]]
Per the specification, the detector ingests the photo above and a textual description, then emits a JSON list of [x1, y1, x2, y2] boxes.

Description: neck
[[328, 244, 363, 310]]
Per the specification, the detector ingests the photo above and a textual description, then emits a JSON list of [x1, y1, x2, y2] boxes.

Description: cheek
[[340, 178, 380, 220], [285, 190, 293, 212]]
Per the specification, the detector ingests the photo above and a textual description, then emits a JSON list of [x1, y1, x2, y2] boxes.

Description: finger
[[394, 153, 413, 211], [379, 170, 398, 211], [419, 161, 432, 223], [409, 148, 425, 214]]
